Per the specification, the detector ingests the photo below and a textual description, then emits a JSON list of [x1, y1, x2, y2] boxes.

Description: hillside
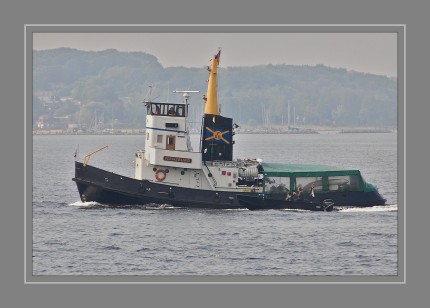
[[33, 48, 397, 129]]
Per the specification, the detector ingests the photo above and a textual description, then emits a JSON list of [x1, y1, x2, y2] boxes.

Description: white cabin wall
[[145, 115, 189, 152], [134, 150, 145, 179], [136, 160, 208, 189], [204, 165, 238, 189]]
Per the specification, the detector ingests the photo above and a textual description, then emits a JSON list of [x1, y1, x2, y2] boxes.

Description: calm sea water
[[32, 133, 398, 276]]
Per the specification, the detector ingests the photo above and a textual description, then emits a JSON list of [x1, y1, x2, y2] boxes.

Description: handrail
[[203, 161, 218, 187], [83, 145, 109, 166]]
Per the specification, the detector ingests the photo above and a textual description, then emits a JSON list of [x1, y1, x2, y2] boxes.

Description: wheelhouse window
[[146, 102, 187, 117]]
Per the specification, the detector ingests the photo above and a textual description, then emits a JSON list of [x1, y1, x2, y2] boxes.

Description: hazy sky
[[33, 32, 397, 77]]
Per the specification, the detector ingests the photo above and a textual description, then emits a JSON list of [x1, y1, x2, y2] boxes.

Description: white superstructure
[[134, 51, 264, 194]]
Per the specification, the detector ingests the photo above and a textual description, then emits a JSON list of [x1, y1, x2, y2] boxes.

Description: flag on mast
[[214, 50, 221, 64]]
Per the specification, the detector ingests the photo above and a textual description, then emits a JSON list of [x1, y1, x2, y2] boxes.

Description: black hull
[[236, 194, 334, 212], [73, 161, 252, 209], [73, 161, 385, 209], [310, 190, 386, 207]]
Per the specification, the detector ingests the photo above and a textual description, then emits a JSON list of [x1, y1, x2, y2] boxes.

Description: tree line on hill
[[33, 48, 397, 129]]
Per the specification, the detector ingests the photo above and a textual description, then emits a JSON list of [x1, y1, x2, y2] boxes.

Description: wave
[[68, 200, 101, 207], [338, 204, 398, 213], [68, 201, 179, 210], [143, 203, 176, 210], [280, 208, 315, 212], [67, 201, 397, 212]]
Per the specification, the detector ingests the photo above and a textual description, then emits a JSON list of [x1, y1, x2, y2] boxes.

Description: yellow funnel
[[204, 51, 221, 115]]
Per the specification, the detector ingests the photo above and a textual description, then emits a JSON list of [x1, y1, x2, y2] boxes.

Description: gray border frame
[[26, 24, 404, 284]]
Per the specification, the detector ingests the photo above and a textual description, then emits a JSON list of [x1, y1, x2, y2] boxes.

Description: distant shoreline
[[32, 126, 395, 136]]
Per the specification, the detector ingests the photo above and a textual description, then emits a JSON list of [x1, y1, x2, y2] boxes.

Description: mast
[[200, 50, 234, 162], [204, 50, 221, 115], [173, 90, 199, 133]]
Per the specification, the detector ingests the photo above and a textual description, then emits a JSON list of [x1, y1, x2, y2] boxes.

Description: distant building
[[36, 115, 71, 130]]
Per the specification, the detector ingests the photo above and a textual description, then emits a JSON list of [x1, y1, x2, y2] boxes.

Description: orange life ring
[[155, 169, 167, 181]]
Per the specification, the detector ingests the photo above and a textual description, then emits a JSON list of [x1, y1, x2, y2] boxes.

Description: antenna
[[144, 85, 158, 102], [173, 90, 200, 134], [166, 83, 170, 102], [173, 90, 200, 104]]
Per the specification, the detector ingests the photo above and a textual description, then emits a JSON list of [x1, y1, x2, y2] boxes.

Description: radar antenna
[[173, 90, 200, 104], [173, 90, 200, 138]]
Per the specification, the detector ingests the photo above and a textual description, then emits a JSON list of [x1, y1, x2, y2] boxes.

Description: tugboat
[[72, 50, 386, 210]]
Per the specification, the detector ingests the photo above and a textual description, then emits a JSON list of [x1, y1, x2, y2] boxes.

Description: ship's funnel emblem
[[204, 127, 231, 144]]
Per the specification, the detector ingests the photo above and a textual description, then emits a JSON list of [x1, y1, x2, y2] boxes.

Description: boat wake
[[69, 200, 101, 207], [142, 203, 177, 210], [337, 204, 398, 213], [68, 201, 179, 210], [279, 208, 319, 213]]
